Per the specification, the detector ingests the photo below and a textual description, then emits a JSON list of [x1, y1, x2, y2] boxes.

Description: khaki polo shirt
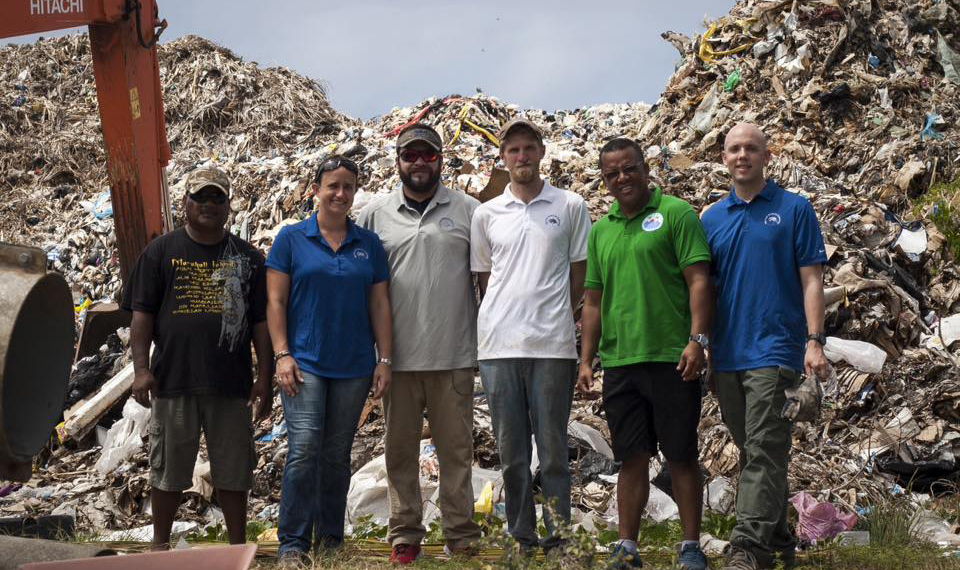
[[357, 185, 480, 371]]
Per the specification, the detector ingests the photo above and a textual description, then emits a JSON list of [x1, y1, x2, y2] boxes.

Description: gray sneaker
[[678, 542, 709, 570], [277, 550, 310, 569], [722, 544, 759, 570]]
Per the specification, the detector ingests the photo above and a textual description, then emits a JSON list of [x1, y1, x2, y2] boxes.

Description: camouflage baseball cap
[[185, 166, 231, 197], [397, 123, 442, 151]]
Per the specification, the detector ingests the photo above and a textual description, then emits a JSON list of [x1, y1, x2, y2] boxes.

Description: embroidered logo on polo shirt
[[642, 212, 663, 232], [438, 217, 455, 230], [544, 214, 561, 227], [353, 249, 369, 260], [764, 213, 782, 226]]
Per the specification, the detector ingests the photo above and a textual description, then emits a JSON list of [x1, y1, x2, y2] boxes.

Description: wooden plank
[[62, 361, 135, 442]]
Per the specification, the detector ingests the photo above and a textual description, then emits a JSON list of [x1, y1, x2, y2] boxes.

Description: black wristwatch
[[806, 333, 827, 346]]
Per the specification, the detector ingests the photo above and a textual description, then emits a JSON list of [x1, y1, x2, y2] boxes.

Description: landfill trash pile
[[635, 0, 960, 514], [0, 34, 354, 303], [1, 0, 960, 545]]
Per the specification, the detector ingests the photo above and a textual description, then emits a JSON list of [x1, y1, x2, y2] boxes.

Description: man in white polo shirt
[[470, 118, 591, 553], [357, 123, 482, 564]]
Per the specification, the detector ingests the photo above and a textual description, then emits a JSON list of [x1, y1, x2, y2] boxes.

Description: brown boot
[[722, 544, 760, 570]]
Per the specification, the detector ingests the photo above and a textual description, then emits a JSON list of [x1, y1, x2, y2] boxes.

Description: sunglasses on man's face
[[602, 164, 644, 184], [188, 191, 228, 205], [399, 149, 441, 164]]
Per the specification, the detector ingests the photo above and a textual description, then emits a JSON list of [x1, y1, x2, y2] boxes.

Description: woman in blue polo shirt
[[265, 155, 393, 562]]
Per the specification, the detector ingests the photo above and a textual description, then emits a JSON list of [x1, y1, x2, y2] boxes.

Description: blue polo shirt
[[266, 215, 389, 378], [701, 181, 827, 372]]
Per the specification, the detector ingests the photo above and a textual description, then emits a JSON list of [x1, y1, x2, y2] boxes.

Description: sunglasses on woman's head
[[314, 157, 359, 183]]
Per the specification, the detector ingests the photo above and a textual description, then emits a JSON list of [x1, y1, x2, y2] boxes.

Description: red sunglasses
[[399, 149, 441, 163]]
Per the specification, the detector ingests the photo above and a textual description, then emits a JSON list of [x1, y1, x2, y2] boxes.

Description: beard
[[510, 165, 538, 184], [399, 168, 441, 194]]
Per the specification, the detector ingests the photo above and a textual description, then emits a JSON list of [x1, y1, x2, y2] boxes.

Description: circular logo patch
[[642, 212, 664, 232], [438, 217, 455, 231], [764, 213, 782, 226], [353, 248, 369, 260], [545, 214, 561, 227]]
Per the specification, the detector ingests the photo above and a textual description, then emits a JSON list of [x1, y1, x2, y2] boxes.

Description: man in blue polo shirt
[[702, 123, 829, 570]]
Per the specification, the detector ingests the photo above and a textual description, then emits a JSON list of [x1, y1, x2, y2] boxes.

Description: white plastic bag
[[822, 337, 887, 374], [94, 399, 151, 475]]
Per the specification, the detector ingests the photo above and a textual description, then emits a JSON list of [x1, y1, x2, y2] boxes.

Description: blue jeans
[[479, 358, 576, 549], [278, 372, 371, 556]]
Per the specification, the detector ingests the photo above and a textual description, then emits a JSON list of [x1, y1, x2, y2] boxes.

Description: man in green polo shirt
[[578, 138, 712, 570]]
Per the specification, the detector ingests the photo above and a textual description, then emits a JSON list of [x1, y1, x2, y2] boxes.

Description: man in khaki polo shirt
[[357, 123, 481, 564]]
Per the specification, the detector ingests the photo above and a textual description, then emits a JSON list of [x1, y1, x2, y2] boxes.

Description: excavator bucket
[[0, 244, 74, 481]]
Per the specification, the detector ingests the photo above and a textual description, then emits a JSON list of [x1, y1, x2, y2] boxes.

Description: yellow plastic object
[[74, 298, 92, 313], [474, 481, 494, 514], [257, 527, 278, 542], [449, 105, 501, 147], [698, 22, 756, 64]]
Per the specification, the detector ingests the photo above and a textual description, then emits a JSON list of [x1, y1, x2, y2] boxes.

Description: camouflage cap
[[185, 166, 230, 197]]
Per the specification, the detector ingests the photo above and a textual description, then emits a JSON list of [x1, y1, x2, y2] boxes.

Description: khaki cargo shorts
[[149, 395, 255, 492]]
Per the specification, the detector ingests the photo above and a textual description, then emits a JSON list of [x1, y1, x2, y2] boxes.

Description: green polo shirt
[[585, 187, 711, 366]]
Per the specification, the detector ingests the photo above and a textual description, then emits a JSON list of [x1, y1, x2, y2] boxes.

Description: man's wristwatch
[[689, 334, 709, 350], [273, 350, 291, 363], [806, 333, 827, 346], [377, 357, 392, 366]]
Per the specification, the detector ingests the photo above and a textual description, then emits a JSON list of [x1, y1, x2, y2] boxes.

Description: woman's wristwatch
[[377, 357, 392, 366], [273, 350, 292, 363]]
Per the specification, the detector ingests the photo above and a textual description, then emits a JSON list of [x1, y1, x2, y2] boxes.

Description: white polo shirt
[[470, 181, 591, 360]]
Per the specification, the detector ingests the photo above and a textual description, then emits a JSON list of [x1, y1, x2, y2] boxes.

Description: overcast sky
[[9, 0, 732, 119]]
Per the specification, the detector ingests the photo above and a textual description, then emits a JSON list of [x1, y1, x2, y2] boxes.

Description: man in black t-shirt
[[123, 166, 273, 549]]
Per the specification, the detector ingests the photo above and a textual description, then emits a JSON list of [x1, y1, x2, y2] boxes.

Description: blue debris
[[93, 190, 113, 219], [921, 113, 946, 141], [257, 420, 287, 442]]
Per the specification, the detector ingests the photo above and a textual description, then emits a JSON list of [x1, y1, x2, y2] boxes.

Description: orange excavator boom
[[2, 0, 171, 281]]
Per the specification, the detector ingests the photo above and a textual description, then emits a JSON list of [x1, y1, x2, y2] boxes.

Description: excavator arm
[[2, 0, 171, 280], [0, 0, 171, 482]]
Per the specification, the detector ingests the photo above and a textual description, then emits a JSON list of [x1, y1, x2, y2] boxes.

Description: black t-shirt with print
[[122, 228, 267, 398]]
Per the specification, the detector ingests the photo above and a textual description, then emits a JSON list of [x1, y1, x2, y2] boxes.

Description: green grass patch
[[797, 546, 960, 570], [187, 520, 273, 543], [863, 499, 918, 548], [914, 177, 960, 260], [246, 545, 960, 569]]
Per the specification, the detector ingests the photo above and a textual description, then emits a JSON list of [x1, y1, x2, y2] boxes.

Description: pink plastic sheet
[[790, 491, 858, 542]]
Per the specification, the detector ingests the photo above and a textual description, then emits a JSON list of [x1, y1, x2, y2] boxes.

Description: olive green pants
[[715, 367, 799, 566]]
